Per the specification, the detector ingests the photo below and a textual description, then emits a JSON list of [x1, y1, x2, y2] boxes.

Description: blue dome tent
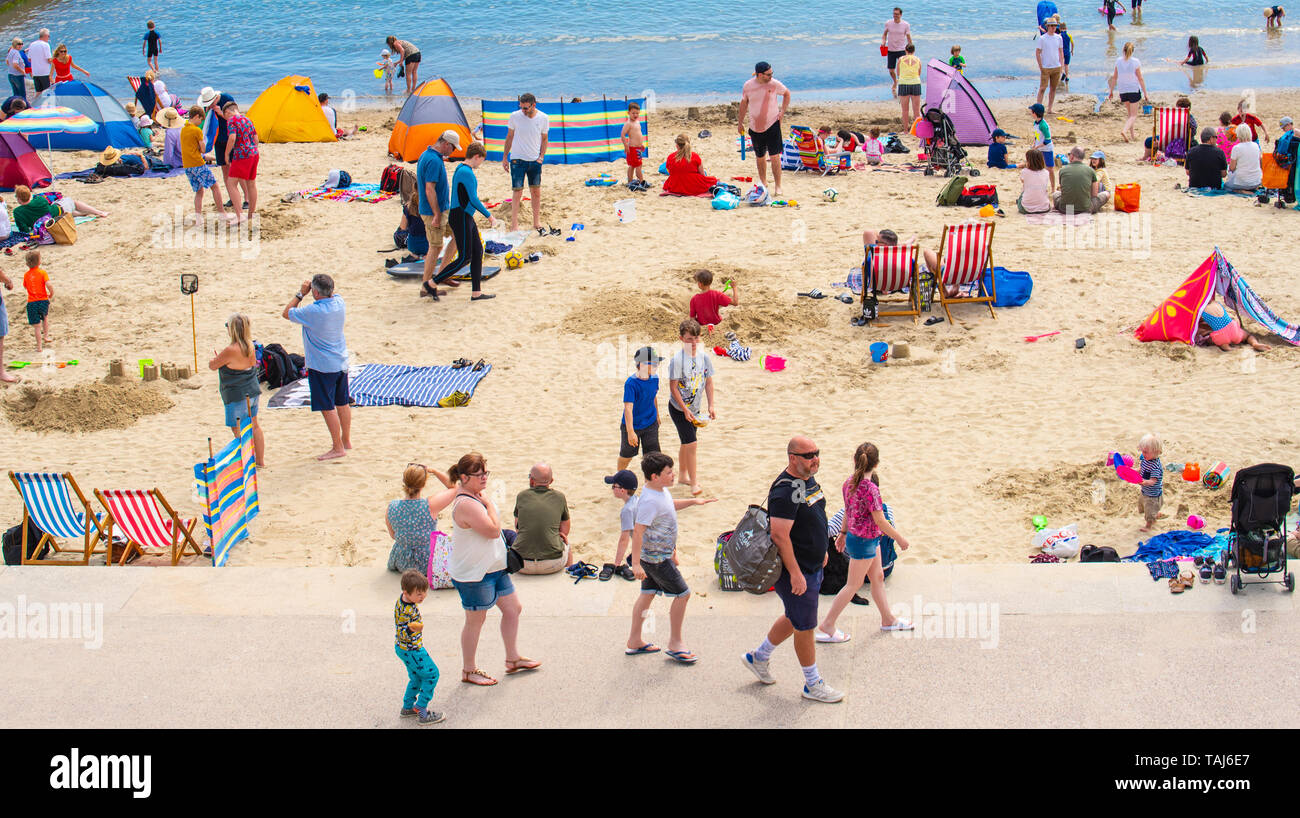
[[30, 80, 146, 151]]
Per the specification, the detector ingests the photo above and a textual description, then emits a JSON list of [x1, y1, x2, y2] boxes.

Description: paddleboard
[[385, 261, 501, 280]]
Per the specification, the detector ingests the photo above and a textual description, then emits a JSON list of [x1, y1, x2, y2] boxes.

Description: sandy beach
[[2, 86, 1298, 570]]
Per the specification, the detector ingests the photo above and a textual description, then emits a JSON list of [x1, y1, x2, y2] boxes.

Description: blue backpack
[[981, 266, 1033, 307]]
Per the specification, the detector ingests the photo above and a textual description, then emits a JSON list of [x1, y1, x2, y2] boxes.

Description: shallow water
[[0, 0, 1294, 106]]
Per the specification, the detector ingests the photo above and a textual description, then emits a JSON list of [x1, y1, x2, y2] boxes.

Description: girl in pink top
[[816, 442, 913, 644]]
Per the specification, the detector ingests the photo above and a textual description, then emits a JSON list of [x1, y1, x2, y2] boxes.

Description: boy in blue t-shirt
[[142, 21, 161, 73], [616, 346, 663, 472], [987, 128, 1010, 169]]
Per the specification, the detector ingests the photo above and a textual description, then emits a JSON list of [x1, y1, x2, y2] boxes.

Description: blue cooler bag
[[981, 266, 1032, 307]]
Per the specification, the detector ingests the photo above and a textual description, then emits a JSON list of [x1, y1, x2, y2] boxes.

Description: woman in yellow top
[[181, 106, 231, 224], [896, 44, 923, 131]]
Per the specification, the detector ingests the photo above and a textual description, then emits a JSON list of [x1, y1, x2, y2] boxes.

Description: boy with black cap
[[616, 345, 663, 473], [600, 469, 640, 581]]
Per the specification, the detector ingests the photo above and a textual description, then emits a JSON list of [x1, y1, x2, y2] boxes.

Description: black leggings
[[434, 207, 483, 291]]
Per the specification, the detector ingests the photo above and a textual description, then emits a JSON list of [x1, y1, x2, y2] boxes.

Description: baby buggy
[[918, 106, 977, 178], [1227, 463, 1295, 594]]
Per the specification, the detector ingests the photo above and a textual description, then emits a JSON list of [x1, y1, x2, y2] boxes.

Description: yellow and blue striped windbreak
[[194, 418, 259, 567], [482, 98, 647, 164]]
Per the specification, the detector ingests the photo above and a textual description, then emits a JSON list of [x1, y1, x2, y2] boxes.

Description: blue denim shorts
[[845, 533, 880, 560], [452, 569, 515, 611], [509, 159, 542, 189], [223, 394, 259, 427]]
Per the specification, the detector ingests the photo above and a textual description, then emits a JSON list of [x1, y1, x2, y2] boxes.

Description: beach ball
[[504, 251, 524, 270]]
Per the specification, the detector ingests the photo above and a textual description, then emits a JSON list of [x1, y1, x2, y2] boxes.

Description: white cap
[[325, 170, 341, 188], [440, 129, 461, 148], [381, 48, 390, 56]]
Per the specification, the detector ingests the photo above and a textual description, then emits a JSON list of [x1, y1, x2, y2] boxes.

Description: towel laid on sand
[[295, 182, 395, 203], [55, 166, 185, 181], [267, 363, 365, 408], [1024, 211, 1093, 226], [349, 363, 492, 407]]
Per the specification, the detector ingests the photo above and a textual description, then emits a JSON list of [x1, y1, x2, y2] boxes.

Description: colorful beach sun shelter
[[388, 78, 473, 162], [1135, 248, 1300, 346], [0, 131, 51, 190], [922, 60, 998, 146], [29, 80, 146, 150], [247, 75, 337, 143], [482, 97, 647, 164]]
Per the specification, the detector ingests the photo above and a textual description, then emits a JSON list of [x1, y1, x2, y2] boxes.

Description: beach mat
[[55, 166, 185, 180], [1024, 211, 1093, 226], [385, 260, 501, 280], [294, 182, 395, 203], [268, 363, 365, 409], [348, 363, 492, 407]]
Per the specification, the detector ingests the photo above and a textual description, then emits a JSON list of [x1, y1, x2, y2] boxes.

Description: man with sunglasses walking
[[742, 436, 843, 703]]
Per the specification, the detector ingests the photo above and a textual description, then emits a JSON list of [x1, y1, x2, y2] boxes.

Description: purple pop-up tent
[[923, 59, 998, 146]]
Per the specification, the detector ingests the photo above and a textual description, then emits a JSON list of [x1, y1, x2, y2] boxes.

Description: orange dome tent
[[388, 78, 472, 162]]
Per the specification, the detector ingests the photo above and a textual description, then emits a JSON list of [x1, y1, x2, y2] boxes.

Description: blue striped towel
[[348, 364, 492, 407]]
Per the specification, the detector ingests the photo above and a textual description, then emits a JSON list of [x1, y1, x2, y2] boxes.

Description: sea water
[[1, 0, 1295, 106]]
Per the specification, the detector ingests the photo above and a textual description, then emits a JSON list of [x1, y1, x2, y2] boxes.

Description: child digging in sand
[[1137, 433, 1166, 532], [394, 570, 445, 725], [1196, 301, 1270, 352], [23, 250, 51, 353], [688, 269, 738, 329]]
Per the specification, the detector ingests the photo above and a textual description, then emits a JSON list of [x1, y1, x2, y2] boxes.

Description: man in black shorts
[[737, 61, 791, 196], [881, 7, 913, 97], [742, 436, 844, 703]]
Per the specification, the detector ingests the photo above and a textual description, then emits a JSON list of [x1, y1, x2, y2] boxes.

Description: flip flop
[[797, 289, 826, 299], [924, 316, 945, 326], [450, 358, 471, 369], [471, 358, 486, 371], [664, 649, 698, 665], [815, 628, 852, 643], [625, 643, 661, 655], [880, 618, 915, 631]]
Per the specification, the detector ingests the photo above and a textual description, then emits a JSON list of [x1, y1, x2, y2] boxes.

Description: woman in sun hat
[[156, 106, 183, 168]]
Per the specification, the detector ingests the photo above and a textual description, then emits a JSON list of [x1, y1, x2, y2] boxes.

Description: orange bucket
[[1182, 462, 1201, 482], [1114, 183, 1141, 212]]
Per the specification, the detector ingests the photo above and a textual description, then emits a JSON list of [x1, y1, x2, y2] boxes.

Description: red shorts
[[229, 154, 259, 180], [625, 146, 643, 168]]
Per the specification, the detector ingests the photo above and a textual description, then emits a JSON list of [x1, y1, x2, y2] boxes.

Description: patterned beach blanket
[[267, 363, 491, 408], [295, 182, 395, 203]]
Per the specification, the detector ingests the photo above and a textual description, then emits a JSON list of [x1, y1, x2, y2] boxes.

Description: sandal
[[471, 358, 486, 371], [599, 562, 615, 581], [814, 628, 851, 644], [504, 657, 541, 674], [1168, 576, 1185, 594], [461, 669, 498, 686], [450, 358, 471, 369]]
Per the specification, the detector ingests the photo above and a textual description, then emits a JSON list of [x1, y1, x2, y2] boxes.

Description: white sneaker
[[802, 680, 845, 703], [742, 652, 776, 685]]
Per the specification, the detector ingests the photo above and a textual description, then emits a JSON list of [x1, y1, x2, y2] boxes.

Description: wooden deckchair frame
[[95, 488, 203, 567], [7, 471, 107, 566], [863, 244, 921, 323], [934, 222, 998, 322]]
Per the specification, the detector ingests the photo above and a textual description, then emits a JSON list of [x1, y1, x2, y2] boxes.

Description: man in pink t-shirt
[[880, 7, 913, 97], [737, 61, 791, 196]]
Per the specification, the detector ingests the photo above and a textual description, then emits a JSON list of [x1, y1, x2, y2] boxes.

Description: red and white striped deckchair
[[934, 222, 997, 322], [864, 243, 920, 323], [95, 489, 202, 566], [1153, 106, 1190, 163]]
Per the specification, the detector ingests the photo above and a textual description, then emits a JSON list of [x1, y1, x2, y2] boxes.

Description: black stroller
[[1227, 463, 1295, 594], [919, 106, 977, 178]]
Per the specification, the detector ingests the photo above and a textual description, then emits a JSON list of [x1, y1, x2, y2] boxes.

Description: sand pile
[[993, 460, 1234, 537], [3, 381, 174, 433], [563, 282, 826, 345]]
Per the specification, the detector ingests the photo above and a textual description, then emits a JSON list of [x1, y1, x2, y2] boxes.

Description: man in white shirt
[[500, 92, 550, 233], [1035, 17, 1065, 115], [27, 29, 51, 93]]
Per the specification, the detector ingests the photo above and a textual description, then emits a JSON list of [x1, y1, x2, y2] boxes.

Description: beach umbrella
[[0, 106, 98, 166]]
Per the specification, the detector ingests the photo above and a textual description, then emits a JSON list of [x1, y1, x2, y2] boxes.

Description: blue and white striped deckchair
[[348, 364, 493, 408], [7, 471, 106, 565]]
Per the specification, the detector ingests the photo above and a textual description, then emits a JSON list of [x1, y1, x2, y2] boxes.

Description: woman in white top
[[1107, 42, 1148, 143], [1227, 124, 1263, 190], [5, 38, 25, 100], [447, 452, 540, 686], [1016, 149, 1053, 213]]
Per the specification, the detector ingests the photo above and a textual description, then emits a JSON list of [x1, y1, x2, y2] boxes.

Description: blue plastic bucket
[[869, 342, 889, 363]]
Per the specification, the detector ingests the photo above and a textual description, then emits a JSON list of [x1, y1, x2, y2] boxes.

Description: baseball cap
[[1028, 103, 1046, 117], [633, 346, 663, 366], [1090, 150, 1106, 159], [755, 61, 772, 75], [381, 48, 390, 56], [1282, 116, 1294, 126], [440, 129, 461, 148], [991, 128, 1008, 139], [604, 470, 638, 492]]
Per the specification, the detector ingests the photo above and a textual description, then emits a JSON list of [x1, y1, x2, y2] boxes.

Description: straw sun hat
[[101, 146, 122, 165], [156, 107, 182, 128]]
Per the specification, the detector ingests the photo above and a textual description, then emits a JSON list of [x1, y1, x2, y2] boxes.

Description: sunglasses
[[407, 462, 426, 470], [790, 450, 820, 460], [467, 471, 490, 479]]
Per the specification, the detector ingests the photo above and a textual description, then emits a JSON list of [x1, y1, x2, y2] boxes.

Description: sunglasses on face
[[467, 471, 490, 479], [790, 450, 820, 460]]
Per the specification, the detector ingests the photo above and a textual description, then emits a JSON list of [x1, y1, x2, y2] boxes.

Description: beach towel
[[348, 363, 492, 407], [1136, 248, 1300, 346], [55, 166, 185, 181], [295, 182, 395, 203], [1124, 530, 1217, 563], [267, 363, 365, 408], [659, 190, 713, 198], [1182, 186, 1259, 198]]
